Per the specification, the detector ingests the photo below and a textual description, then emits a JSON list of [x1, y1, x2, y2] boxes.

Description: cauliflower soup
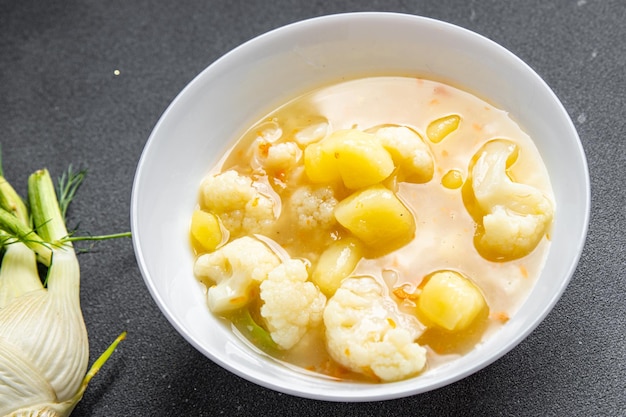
[[189, 76, 555, 382]]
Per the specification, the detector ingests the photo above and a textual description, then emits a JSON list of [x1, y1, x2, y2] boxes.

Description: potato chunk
[[334, 185, 415, 249], [304, 129, 394, 189], [417, 271, 486, 331], [312, 237, 364, 296], [332, 129, 394, 189], [190, 209, 222, 252], [304, 139, 341, 184]]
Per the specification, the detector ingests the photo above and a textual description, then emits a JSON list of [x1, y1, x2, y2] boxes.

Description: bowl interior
[[131, 12, 589, 401]]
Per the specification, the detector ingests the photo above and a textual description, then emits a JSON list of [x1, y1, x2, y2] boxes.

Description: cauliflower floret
[[323, 277, 427, 382], [289, 185, 338, 230], [256, 120, 283, 143], [481, 206, 549, 258], [294, 122, 329, 146], [201, 170, 276, 236], [374, 125, 434, 183], [194, 236, 281, 313], [259, 259, 326, 350], [469, 139, 554, 260], [255, 140, 301, 172]]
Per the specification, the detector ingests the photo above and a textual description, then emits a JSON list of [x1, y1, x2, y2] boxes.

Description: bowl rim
[[131, 11, 591, 401]]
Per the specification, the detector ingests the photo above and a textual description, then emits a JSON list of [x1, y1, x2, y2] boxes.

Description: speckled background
[[1, 0, 624, 416]]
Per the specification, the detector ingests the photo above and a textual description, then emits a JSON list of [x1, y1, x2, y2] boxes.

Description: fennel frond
[[56, 164, 86, 225]]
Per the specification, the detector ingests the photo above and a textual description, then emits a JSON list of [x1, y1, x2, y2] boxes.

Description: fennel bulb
[[0, 167, 126, 416]]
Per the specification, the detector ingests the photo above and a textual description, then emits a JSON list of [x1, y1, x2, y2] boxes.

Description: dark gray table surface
[[1, 1, 624, 416]]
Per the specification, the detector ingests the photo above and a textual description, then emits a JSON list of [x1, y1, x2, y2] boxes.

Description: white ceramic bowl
[[131, 12, 590, 401]]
